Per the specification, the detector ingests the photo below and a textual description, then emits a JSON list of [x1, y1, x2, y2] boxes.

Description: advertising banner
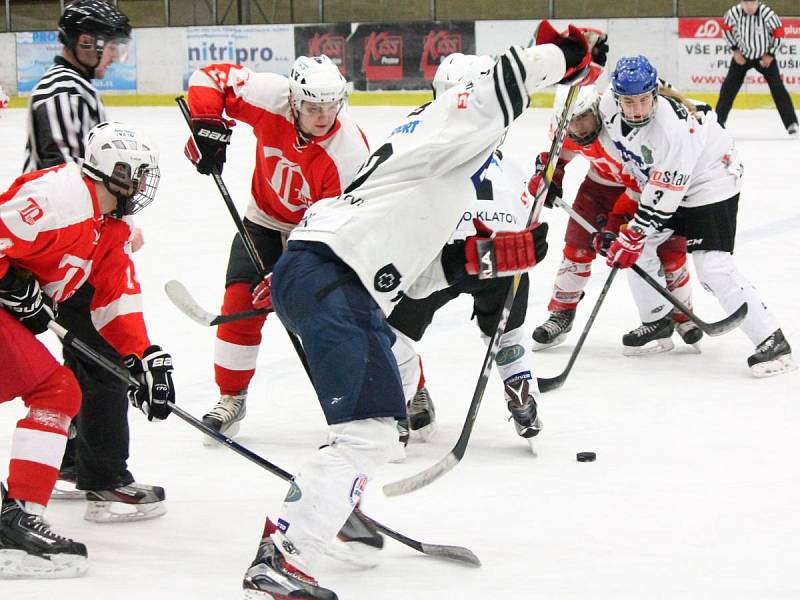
[[293, 24, 353, 76], [347, 21, 475, 91], [16, 30, 137, 93], [185, 25, 294, 87], [678, 17, 800, 92]]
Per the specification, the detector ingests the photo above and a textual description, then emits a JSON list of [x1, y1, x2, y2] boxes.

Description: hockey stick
[[551, 196, 747, 336], [46, 321, 479, 567], [165, 279, 268, 326], [382, 84, 583, 498], [538, 266, 619, 393], [175, 96, 311, 378]]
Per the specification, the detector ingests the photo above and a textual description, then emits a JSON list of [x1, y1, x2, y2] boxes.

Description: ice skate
[[532, 310, 575, 351], [83, 482, 166, 523], [243, 533, 337, 600], [388, 419, 408, 464], [407, 386, 436, 441], [674, 315, 703, 352], [0, 484, 87, 579], [622, 316, 675, 356], [202, 392, 247, 446], [50, 466, 85, 501], [748, 329, 797, 378], [504, 379, 543, 446]]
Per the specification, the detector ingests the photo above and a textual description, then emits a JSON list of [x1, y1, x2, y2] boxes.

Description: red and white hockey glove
[[251, 273, 273, 311], [605, 226, 645, 268], [527, 152, 566, 209], [184, 115, 234, 175], [535, 21, 607, 86], [465, 219, 549, 279], [123, 346, 175, 422]]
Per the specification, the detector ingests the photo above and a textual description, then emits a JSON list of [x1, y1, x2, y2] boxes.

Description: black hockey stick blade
[[353, 508, 481, 567], [164, 279, 267, 326], [537, 266, 619, 393]]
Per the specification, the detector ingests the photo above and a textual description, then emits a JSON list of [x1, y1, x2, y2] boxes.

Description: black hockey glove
[[527, 152, 565, 209], [0, 269, 57, 335], [184, 115, 233, 175], [123, 345, 175, 421]]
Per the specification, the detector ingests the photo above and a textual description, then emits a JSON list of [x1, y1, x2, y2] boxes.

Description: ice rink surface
[[1, 103, 798, 599]]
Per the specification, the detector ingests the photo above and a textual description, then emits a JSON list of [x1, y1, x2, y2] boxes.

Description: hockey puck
[[576, 451, 596, 462]]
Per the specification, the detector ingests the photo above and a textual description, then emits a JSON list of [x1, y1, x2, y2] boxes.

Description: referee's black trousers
[[716, 58, 798, 129], [58, 284, 134, 491]]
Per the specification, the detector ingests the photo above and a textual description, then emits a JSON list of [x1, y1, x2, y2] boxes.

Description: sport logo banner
[[678, 17, 800, 92], [363, 31, 404, 81], [294, 24, 351, 76], [420, 30, 463, 81]]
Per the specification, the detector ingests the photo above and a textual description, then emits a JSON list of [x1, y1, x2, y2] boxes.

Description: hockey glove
[[0, 270, 57, 335], [535, 21, 606, 86], [605, 226, 645, 269], [591, 230, 617, 257], [184, 115, 234, 175], [251, 273, 273, 311], [527, 152, 566, 209], [465, 219, 549, 279], [123, 346, 175, 421]]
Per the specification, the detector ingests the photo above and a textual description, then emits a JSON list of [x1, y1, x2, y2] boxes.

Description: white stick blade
[[164, 280, 216, 326], [382, 452, 459, 497]]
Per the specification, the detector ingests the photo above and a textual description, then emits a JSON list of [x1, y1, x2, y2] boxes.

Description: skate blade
[[750, 355, 798, 378], [0, 549, 88, 579], [50, 481, 86, 501], [526, 437, 538, 457], [202, 420, 240, 447], [532, 333, 567, 352], [84, 500, 167, 523], [623, 337, 675, 356], [411, 421, 437, 442], [387, 440, 407, 464]]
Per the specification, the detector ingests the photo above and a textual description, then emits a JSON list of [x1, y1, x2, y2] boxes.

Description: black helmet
[[58, 0, 131, 49]]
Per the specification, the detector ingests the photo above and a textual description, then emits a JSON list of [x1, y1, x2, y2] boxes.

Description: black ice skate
[[622, 316, 675, 356], [202, 392, 247, 445], [675, 319, 703, 347], [84, 482, 166, 523], [407, 386, 436, 441], [243, 534, 337, 600], [532, 310, 575, 350], [504, 379, 543, 446], [0, 484, 87, 579], [747, 329, 797, 378], [50, 465, 86, 501]]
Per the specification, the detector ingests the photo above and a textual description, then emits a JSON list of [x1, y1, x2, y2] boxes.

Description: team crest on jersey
[[263, 147, 312, 212], [640, 145, 654, 164], [374, 263, 402, 292], [18, 197, 44, 225], [457, 92, 470, 109]]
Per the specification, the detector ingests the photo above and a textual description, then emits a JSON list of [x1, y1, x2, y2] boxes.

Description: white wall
[[135, 27, 186, 94], [0, 33, 17, 96]]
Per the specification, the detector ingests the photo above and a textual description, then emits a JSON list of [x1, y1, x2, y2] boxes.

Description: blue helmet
[[611, 56, 658, 97]]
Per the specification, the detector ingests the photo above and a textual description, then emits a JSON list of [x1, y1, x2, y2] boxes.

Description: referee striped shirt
[[23, 56, 106, 173], [723, 2, 785, 60]]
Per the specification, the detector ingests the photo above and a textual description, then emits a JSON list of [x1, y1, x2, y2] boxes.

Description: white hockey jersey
[[598, 85, 743, 237], [289, 44, 567, 316], [450, 151, 533, 241]]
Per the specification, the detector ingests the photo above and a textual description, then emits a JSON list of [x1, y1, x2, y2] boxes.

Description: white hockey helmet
[[83, 121, 160, 216], [288, 55, 347, 114], [432, 53, 495, 98], [551, 84, 602, 146]]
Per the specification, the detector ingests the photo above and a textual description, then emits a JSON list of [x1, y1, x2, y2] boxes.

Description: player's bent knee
[[329, 417, 398, 468], [23, 365, 81, 432]]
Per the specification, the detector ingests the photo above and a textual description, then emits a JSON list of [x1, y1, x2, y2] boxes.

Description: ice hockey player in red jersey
[[0, 121, 176, 576], [529, 84, 702, 355], [185, 55, 370, 440]]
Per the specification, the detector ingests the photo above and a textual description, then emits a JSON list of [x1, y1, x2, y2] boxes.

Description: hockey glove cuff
[[605, 226, 645, 269], [465, 219, 549, 279], [184, 115, 234, 175], [123, 345, 175, 421], [0, 270, 57, 335], [251, 273, 273, 311]]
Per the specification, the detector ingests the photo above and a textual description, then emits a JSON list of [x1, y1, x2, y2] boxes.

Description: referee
[[716, 0, 798, 136]]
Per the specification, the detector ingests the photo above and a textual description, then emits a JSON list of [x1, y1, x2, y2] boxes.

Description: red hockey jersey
[[0, 163, 150, 357], [562, 129, 641, 193], [187, 63, 370, 232]]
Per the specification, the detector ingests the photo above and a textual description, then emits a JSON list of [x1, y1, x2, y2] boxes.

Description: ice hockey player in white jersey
[[239, 22, 607, 599], [600, 55, 794, 377], [387, 52, 547, 453]]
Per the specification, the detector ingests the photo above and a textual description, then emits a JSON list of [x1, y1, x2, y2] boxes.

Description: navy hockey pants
[[271, 241, 406, 425]]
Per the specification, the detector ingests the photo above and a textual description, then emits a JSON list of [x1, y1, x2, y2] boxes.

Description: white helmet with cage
[[288, 55, 347, 114], [551, 84, 602, 146], [82, 121, 160, 216], [432, 53, 495, 98]]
